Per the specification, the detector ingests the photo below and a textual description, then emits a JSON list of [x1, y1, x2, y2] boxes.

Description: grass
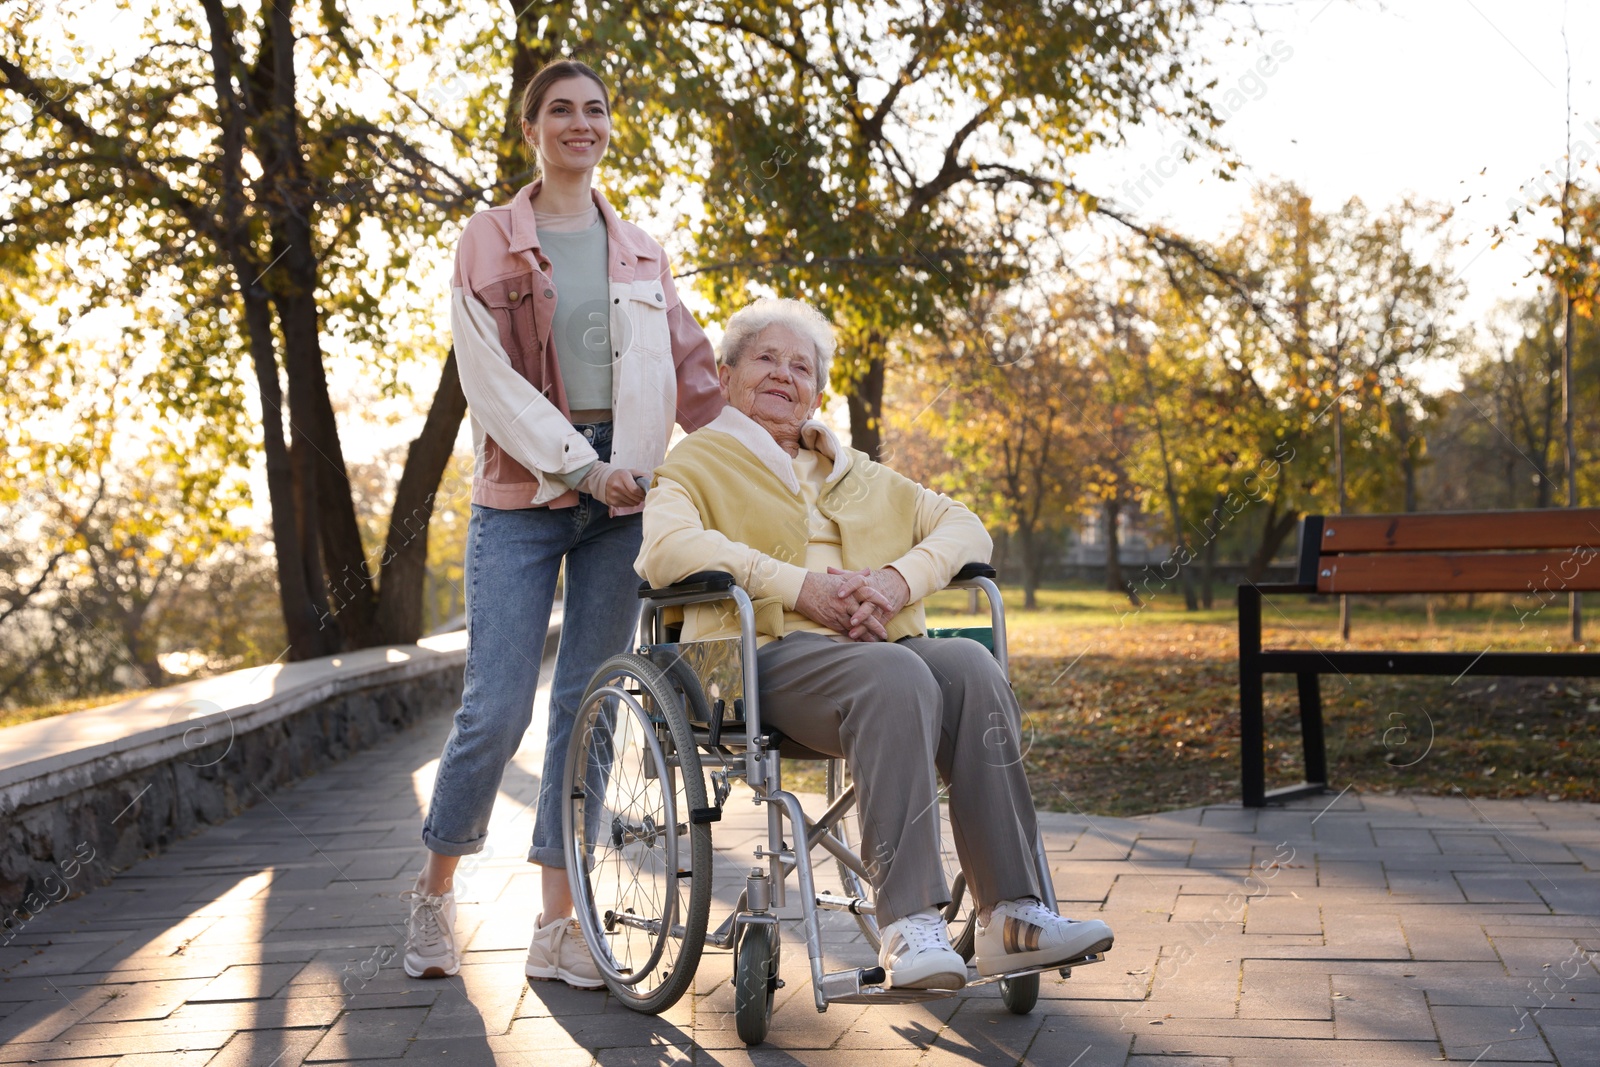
[[783, 583, 1598, 814], [0, 689, 158, 730], [919, 584, 1599, 817]]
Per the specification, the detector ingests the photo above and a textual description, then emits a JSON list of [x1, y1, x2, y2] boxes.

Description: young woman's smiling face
[[522, 75, 610, 176]]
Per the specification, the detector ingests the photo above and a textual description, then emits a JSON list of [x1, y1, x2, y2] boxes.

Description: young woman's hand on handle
[[576, 461, 653, 507]]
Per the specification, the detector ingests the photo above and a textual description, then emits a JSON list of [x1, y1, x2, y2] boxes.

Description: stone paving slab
[[2, 673, 1597, 1065]]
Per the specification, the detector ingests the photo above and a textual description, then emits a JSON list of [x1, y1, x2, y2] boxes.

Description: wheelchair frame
[[561, 564, 1102, 1044]]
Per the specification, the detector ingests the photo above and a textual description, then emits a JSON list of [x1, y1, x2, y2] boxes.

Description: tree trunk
[[1154, 440, 1198, 610], [288, 436, 333, 631], [121, 612, 167, 692], [1394, 400, 1418, 511], [1104, 496, 1127, 595], [846, 348, 886, 460], [1132, 331, 1197, 611], [275, 259, 379, 650], [247, 0, 372, 655], [242, 289, 334, 659], [1247, 499, 1300, 584], [203, 0, 332, 661], [211, 0, 474, 659], [1199, 491, 1224, 610], [1538, 299, 1560, 507], [1562, 265, 1581, 642], [376, 350, 470, 644], [1018, 523, 1040, 610], [257, 0, 378, 651]]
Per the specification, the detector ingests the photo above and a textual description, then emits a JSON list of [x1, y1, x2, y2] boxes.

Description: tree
[[888, 285, 1098, 608], [1113, 279, 1282, 610], [1083, 340, 1145, 602], [1084, 183, 1466, 611], [0, 1, 585, 660], [617, 0, 1231, 458], [1121, 296, 1204, 612], [422, 451, 475, 634], [1228, 186, 1462, 514], [1428, 284, 1599, 515], [0, 432, 261, 709], [1528, 108, 1598, 637]]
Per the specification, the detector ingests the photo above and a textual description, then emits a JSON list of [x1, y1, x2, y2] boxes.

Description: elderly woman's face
[[720, 323, 820, 429]]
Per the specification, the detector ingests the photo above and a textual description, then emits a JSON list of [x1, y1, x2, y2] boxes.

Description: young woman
[[403, 59, 723, 986]]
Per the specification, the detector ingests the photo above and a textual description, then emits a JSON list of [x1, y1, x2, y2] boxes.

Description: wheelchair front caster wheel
[[734, 922, 781, 1045], [1000, 972, 1038, 1015]]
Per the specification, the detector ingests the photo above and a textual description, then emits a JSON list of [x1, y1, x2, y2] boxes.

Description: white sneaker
[[877, 908, 966, 991], [401, 886, 460, 979], [973, 897, 1114, 977], [525, 913, 604, 989]]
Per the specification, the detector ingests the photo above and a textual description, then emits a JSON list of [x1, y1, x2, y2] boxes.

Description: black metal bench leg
[[1239, 585, 1265, 808], [1296, 672, 1328, 787]]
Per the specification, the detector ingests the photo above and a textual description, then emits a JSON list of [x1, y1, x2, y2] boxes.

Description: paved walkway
[[2, 691, 1597, 1065]]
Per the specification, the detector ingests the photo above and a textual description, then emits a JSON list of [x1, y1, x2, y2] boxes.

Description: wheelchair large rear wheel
[[824, 759, 976, 958], [564, 653, 713, 1014]]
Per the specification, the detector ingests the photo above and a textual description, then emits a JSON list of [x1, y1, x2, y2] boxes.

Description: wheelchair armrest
[[950, 562, 997, 584], [638, 570, 738, 600]]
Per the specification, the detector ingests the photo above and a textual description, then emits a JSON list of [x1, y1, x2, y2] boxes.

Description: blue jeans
[[421, 422, 642, 867]]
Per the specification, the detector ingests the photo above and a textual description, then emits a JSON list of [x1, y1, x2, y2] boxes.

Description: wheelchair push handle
[[950, 562, 997, 583]]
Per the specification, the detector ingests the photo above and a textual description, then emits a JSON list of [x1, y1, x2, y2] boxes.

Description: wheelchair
[[560, 563, 1105, 1045]]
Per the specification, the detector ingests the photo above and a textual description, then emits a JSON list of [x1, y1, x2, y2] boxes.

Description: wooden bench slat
[[1319, 508, 1600, 552], [1317, 551, 1600, 594]]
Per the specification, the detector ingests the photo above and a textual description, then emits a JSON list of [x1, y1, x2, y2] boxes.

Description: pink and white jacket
[[450, 180, 724, 514]]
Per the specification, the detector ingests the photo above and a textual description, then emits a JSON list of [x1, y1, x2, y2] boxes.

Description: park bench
[[1237, 507, 1600, 807]]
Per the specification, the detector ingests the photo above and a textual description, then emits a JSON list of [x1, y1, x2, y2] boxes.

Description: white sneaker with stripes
[[973, 897, 1114, 977], [877, 908, 967, 991]]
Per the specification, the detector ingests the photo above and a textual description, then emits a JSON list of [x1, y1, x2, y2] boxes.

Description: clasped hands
[[795, 566, 910, 642]]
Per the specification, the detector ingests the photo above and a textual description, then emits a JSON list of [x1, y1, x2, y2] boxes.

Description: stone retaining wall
[[0, 635, 469, 920]]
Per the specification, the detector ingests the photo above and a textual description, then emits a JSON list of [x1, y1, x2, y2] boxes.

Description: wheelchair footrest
[[964, 948, 1109, 987], [1066, 949, 1107, 970], [1057, 948, 1107, 977], [819, 967, 960, 1006]]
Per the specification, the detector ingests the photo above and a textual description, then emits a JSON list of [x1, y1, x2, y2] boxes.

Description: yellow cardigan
[[636, 407, 992, 644]]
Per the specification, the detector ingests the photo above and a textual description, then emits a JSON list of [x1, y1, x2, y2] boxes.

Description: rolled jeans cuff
[[421, 826, 487, 858], [528, 844, 566, 868]]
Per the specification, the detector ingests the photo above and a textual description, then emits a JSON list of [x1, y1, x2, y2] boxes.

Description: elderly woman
[[636, 298, 1114, 991]]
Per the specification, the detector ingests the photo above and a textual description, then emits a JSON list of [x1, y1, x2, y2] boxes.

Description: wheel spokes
[[564, 654, 711, 1013], [573, 682, 687, 989]]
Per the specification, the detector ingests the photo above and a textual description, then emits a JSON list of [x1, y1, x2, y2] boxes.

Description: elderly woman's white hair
[[718, 298, 836, 385]]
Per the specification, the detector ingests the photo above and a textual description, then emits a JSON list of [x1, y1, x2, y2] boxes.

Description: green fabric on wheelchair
[[924, 626, 995, 651]]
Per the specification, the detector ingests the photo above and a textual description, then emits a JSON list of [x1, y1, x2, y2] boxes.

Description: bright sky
[[1071, 0, 1600, 391]]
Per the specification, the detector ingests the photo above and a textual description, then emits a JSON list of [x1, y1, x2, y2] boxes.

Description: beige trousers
[[754, 631, 1043, 927]]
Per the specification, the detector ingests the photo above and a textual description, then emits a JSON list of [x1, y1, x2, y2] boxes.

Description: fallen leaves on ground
[[930, 586, 1600, 817]]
